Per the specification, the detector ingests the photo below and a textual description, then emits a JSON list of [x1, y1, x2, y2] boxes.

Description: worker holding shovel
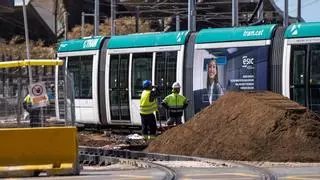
[[161, 82, 188, 126]]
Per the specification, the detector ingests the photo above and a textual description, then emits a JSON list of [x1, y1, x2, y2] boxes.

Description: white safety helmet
[[172, 82, 181, 89]]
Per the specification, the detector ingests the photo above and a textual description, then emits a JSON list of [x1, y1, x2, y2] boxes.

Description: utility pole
[[81, 12, 85, 37], [188, 0, 196, 31], [94, 0, 99, 36], [81, 13, 95, 37], [284, 0, 289, 27], [111, 0, 116, 36], [135, 6, 140, 33], [232, 0, 239, 26], [297, 0, 301, 22], [64, 11, 68, 40], [22, 0, 32, 83], [176, 14, 180, 31]]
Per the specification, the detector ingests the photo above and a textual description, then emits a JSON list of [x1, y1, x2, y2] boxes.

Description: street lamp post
[[284, 0, 289, 27], [94, 0, 99, 36], [22, 0, 32, 83], [232, 0, 239, 26], [188, 0, 196, 31]]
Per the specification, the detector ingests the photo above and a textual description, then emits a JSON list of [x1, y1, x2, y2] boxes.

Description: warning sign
[[28, 82, 48, 108]]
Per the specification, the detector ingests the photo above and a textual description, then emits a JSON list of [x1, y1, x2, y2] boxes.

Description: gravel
[[83, 163, 138, 171], [235, 161, 320, 168], [152, 160, 230, 168]]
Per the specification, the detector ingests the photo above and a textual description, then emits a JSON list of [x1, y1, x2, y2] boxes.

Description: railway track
[[79, 146, 277, 180]]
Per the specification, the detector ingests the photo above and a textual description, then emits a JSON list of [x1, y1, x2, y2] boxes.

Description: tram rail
[[79, 146, 277, 180]]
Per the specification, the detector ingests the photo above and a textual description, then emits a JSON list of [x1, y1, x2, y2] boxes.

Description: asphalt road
[[11, 166, 320, 180]]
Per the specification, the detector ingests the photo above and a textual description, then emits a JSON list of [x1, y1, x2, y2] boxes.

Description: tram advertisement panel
[[193, 46, 269, 113]]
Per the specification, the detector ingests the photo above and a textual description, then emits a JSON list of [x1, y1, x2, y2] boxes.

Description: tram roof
[[107, 31, 189, 49], [285, 22, 320, 39], [57, 36, 105, 52], [196, 24, 277, 44]]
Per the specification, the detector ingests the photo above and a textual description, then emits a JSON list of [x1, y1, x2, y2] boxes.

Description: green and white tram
[[283, 22, 320, 114], [56, 36, 106, 124], [55, 22, 320, 127]]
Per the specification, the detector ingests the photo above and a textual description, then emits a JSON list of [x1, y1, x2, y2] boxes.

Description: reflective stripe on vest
[[163, 93, 186, 112], [140, 90, 158, 114]]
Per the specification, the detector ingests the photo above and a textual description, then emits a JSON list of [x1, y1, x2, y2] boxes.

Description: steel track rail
[[149, 162, 176, 180], [79, 146, 277, 180], [235, 161, 277, 180], [79, 146, 177, 180]]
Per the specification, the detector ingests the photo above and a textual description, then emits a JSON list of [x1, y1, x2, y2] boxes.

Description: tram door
[[290, 44, 320, 114], [109, 54, 131, 122], [130, 53, 153, 124], [155, 51, 177, 122]]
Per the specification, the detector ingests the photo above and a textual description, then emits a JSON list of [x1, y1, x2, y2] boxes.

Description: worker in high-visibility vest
[[161, 82, 188, 126], [23, 94, 41, 127], [140, 80, 160, 139]]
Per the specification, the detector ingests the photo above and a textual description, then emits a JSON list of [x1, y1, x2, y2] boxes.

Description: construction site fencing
[[0, 57, 75, 128]]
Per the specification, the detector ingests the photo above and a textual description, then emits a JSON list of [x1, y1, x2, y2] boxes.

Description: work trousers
[[30, 110, 41, 127], [167, 116, 182, 126], [140, 113, 157, 136]]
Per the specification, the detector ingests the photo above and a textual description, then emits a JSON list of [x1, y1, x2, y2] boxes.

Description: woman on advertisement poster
[[206, 59, 224, 104], [194, 58, 224, 113]]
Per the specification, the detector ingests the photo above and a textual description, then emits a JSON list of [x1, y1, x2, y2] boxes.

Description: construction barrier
[[0, 59, 63, 69], [0, 127, 80, 177]]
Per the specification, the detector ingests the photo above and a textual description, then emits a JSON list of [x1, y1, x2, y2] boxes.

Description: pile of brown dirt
[[148, 91, 320, 162]]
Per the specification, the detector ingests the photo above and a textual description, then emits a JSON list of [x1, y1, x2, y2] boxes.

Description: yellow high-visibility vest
[[140, 90, 158, 114], [24, 94, 31, 103], [163, 93, 187, 112]]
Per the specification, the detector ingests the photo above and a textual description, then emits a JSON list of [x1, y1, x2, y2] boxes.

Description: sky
[[14, 0, 30, 6], [14, 0, 320, 22], [274, 0, 320, 22]]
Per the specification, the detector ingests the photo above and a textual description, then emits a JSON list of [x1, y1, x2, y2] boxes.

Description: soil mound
[[148, 91, 320, 162]]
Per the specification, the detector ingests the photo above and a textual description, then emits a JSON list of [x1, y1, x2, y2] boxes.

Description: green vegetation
[[0, 17, 156, 60]]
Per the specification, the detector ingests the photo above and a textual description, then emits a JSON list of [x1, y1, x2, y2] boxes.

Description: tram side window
[[155, 51, 177, 121], [131, 53, 153, 99], [67, 55, 93, 99], [155, 51, 177, 98]]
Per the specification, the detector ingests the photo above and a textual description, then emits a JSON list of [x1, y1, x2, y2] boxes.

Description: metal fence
[[57, 65, 75, 126], [0, 57, 75, 128]]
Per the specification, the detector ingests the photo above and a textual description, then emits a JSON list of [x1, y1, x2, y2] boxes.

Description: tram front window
[[67, 55, 93, 99], [290, 45, 307, 106], [131, 53, 153, 99], [310, 45, 320, 85], [292, 50, 306, 85], [310, 44, 320, 114]]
